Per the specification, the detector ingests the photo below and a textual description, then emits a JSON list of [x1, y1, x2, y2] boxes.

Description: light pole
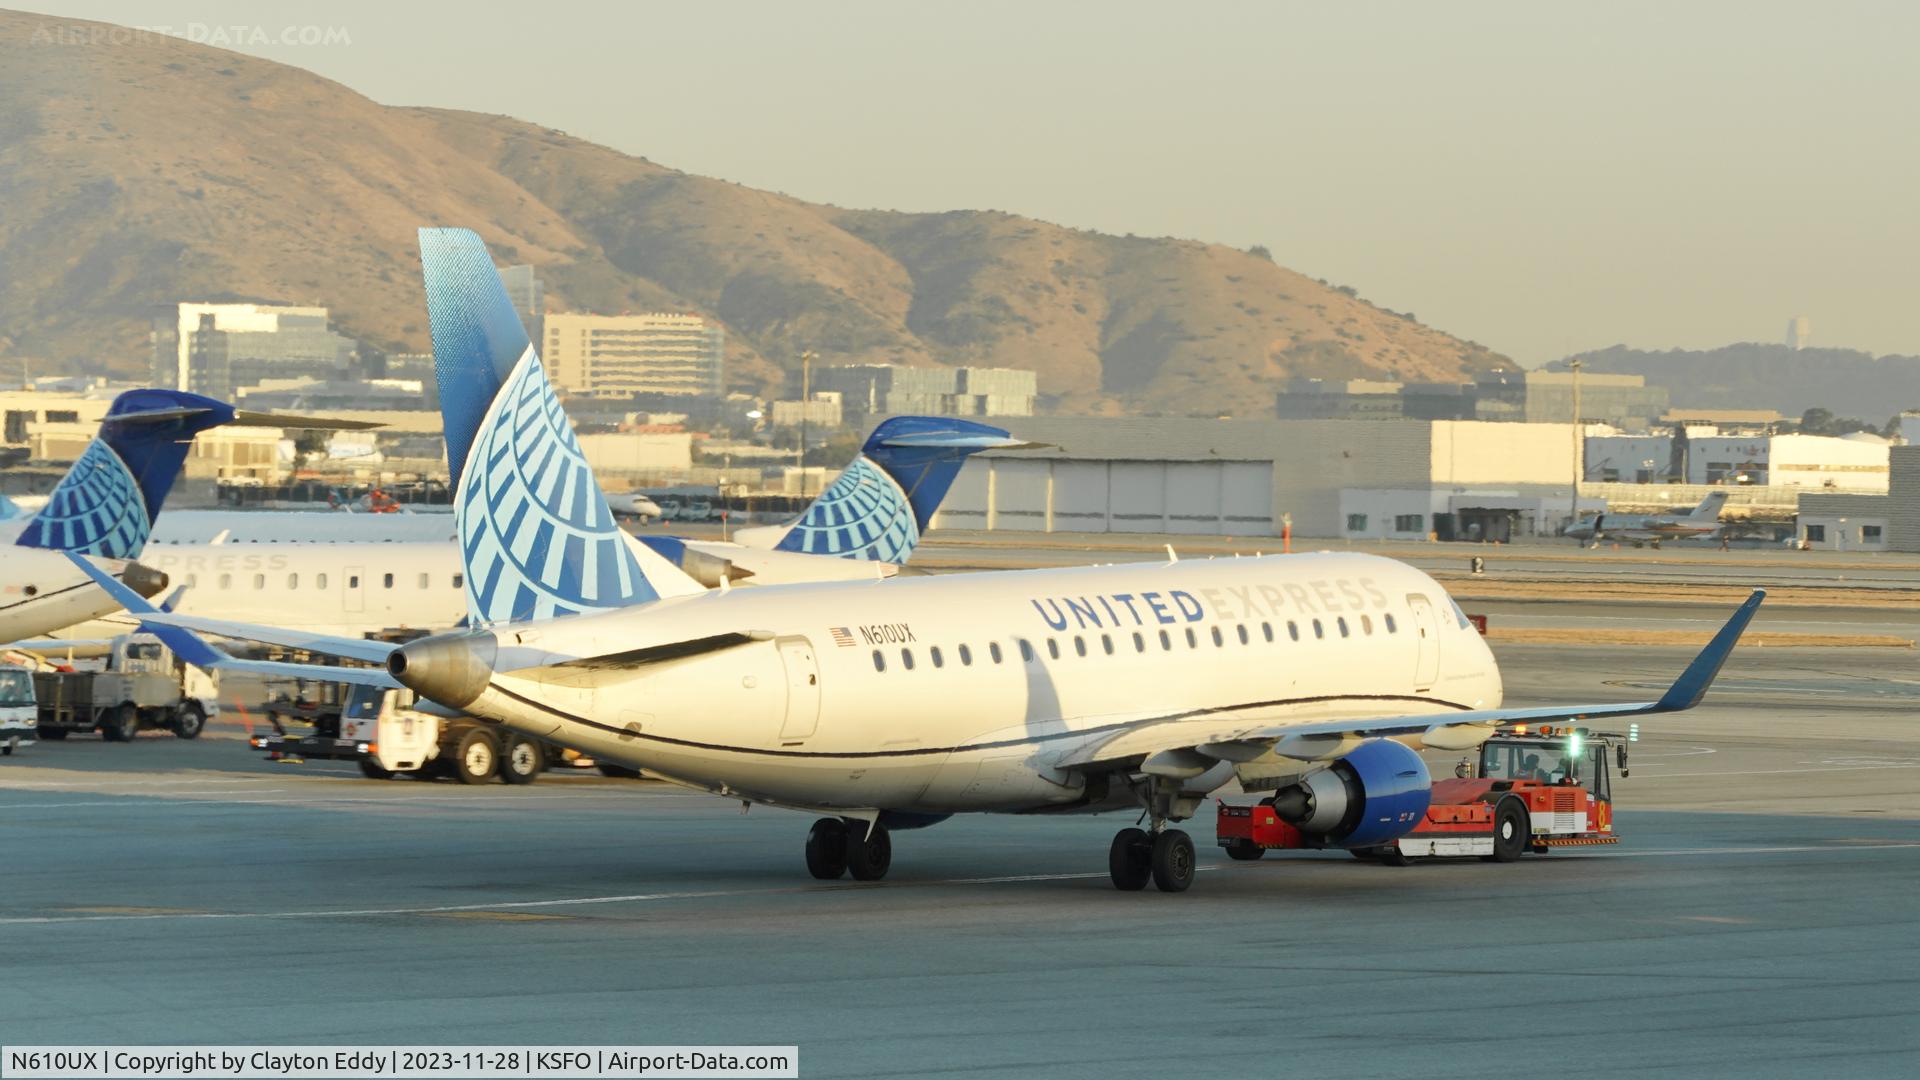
[[799, 349, 816, 500], [1568, 358, 1583, 535]]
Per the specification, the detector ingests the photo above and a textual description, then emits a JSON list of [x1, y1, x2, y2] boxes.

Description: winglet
[[61, 552, 227, 669], [1655, 589, 1764, 711]]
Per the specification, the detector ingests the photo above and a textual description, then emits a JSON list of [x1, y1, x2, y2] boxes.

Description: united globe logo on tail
[[777, 455, 918, 561], [420, 226, 659, 624], [20, 438, 150, 558]]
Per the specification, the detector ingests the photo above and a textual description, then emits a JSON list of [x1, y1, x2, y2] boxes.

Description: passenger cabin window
[[1361, 615, 1374, 634], [1047, 639, 1061, 660], [1019, 640, 1034, 663], [186, 573, 199, 588], [418, 573, 430, 589], [219, 574, 232, 589], [872, 650, 886, 672], [1288, 621, 1300, 641], [1159, 629, 1172, 650], [1101, 634, 1114, 655], [1312, 619, 1324, 639], [383, 573, 395, 589], [1261, 622, 1274, 642], [900, 648, 915, 670], [452, 574, 464, 589], [989, 642, 1003, 664], [252, 574, 265, 590], [1073, 636, 1087, 657], [348, 575, 360, 589], [1237, 624, 1249, 645], [317, 573, 328, 589], [1337, 617, 1349, 638], [287, 573, 299, 589], [958, 644, 973, 666], [1385, 614, 1397, 633], [1211, 626, 1224, 647], [1133, 632, 1146, 652], [930, 646, 944, 668]]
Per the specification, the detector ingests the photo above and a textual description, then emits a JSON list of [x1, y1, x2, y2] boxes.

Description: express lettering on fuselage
[[1029, 577, 1390, 631]]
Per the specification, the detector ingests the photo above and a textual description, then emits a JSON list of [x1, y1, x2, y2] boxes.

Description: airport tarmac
[[3, 641, 1918, 1078]]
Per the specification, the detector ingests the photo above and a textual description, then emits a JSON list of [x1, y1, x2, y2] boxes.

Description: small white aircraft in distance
[[1565, 491, 1729, 548], [95, 228, 1764, 895]]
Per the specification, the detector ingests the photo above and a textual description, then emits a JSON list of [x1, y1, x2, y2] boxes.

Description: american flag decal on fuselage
[[829, 626, 856, 647]]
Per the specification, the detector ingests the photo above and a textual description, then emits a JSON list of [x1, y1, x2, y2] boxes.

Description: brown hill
[[0, 10, 1508, 415]]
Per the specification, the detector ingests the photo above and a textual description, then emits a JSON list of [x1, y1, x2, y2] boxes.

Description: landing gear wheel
[[358, 758, 393, 780], [805, 818, 849, 880], [499, 735, 543, 785], [1485, 800, 1529, 863], [102, 704, 140, 743], [1108, 828, 1152, 891], [1150, 829, 1196, 893], [172, 703, 205, 740], [1223, 839, 1265, 861], [451, 728, 498, 784], [595, 762, 641, 779], [846, 823, 892, 882]]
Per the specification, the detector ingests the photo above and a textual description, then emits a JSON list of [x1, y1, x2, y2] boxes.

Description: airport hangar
[[928, 417, 1593, 541]]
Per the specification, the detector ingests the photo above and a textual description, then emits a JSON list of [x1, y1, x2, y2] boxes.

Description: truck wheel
[[452, 728, 498, 784], [595, 762, 642, 779], [102, 705, 140, 743], [358, 758, 394, 780], [1223, 839, 1265, 861], [172, 703, 205, 740], [499, 735, 543, 785], [1485, 800, 1529, 863]]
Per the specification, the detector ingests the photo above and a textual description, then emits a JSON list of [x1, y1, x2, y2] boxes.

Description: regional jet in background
[[0, 389, 304, 642], [1565, 491, 1729, 548], [97, 228, 1763, 896]]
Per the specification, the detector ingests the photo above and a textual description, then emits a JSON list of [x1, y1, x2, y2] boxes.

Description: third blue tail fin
[[15, 389, 237, 559], [772, 416, 1025, 562]]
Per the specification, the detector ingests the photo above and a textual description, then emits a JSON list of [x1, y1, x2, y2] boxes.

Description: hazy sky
[[33, 1, 1920, 365]]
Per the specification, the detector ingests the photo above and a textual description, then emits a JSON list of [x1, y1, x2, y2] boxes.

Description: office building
[[543, 313, 724, 400], [149, 303, 357, 400]]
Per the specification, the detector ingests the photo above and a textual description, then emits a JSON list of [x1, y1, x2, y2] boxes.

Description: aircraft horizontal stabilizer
[[1055, 590, 1765, 773], [62, 553, 401, 688]]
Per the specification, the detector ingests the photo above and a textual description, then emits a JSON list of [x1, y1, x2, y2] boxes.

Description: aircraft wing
[[1054, 590, 1763, 775], [62, 553, 402, 688]]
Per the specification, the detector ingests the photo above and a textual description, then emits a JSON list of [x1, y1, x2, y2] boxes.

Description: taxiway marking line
[[4, 844, 1919, 926]]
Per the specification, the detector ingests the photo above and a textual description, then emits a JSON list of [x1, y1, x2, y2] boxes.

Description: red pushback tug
[[1217, 725, 1633, 865]]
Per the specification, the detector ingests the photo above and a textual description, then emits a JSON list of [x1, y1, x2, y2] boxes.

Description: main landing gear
[[805, 818, 892, 882], [1108, 826, 1196, 892]]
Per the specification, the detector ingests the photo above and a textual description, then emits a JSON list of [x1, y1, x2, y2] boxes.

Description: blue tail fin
[[15, 389, 236, 559], [419, 227, 662, 624], [773, 415, 1021, 561]]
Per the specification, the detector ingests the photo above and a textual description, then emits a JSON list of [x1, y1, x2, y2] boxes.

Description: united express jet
[[90, 229, 1763, 894]]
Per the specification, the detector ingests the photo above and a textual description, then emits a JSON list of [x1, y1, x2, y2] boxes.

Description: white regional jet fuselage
[[402, 552, 1500, 814]]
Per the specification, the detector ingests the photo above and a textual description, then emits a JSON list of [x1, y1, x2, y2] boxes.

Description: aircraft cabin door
[[1407, 594, 1441, 690], [777, 636, 821, 741], [344, 566, 365, 613]]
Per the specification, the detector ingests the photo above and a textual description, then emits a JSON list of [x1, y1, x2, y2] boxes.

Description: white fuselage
[[54, 542, 469, 642], [0, 548, 149, 643], [459, 552, 1502, 815]]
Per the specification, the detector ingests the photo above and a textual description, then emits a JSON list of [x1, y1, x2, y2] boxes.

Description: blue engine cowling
[[1269, 738, 1431, 848]]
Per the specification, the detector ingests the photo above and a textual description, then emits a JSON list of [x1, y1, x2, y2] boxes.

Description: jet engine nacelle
[[1268, 738, 1431, 848]]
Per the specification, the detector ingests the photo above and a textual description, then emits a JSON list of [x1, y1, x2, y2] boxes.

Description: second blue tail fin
[[773, 415, 1024, 561], [15, 389, 237, 559], [419, 226, 666, 624]]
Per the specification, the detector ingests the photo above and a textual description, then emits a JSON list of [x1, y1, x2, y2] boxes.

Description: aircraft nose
[[118, 561, 169, 599], [388, 630, 497, 709]]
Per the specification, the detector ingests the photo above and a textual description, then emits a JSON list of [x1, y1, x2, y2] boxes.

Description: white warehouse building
[[930, 417, 1585, 540], [1585, 431, 1891, 491]]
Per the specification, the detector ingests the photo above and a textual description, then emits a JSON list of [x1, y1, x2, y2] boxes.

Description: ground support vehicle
[[250, 683, 557, 784], [1218, 726, 1632, 864], [0, 664, 36, 754], [29, 635, 217, 742]]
